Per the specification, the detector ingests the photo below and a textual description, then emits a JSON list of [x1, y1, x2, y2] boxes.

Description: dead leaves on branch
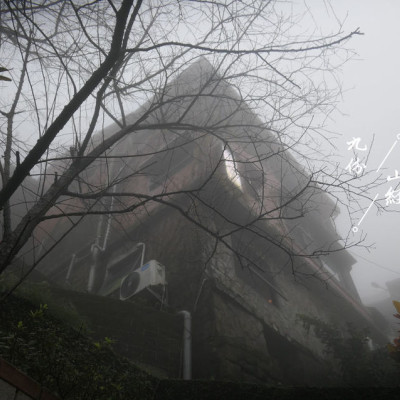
[[0, 66, 11, 82]]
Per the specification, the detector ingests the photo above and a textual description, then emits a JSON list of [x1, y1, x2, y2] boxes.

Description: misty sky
[[313, 0, 400, 302], [2, 1, 399, 304]]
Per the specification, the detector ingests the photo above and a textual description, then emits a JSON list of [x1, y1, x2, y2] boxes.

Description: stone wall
[[190, 273, 340, 385], [195, 232, 386, 385]]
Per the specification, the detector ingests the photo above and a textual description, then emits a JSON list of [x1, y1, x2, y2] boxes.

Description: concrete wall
[[190, 223, 386, 385], [50, 288, 182, 378]]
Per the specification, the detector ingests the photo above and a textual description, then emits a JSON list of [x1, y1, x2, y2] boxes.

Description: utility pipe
[[177, 310, 192, 380], [88, 184, 117, 292], [137, 242, 145, 267], [65, 253, 76, 284]]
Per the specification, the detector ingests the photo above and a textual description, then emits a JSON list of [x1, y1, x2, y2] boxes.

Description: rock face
[[35, 58, 388, 385]]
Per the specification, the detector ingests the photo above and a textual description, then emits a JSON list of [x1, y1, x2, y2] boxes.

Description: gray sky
[[316, 0, 400, 302]]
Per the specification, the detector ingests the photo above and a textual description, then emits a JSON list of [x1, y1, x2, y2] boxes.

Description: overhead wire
[[349, 250, 400, 276]]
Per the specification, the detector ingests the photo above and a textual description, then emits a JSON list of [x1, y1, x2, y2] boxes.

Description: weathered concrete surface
[[47, 287, 182, 378]]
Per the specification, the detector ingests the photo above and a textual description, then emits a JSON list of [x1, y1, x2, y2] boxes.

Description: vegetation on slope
[[297, 314, 400, 387], [0, 292, 158, 399]]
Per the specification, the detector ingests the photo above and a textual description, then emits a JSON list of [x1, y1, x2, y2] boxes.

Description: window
[[223, 148, 242, 190], [223, 145, 265, 196], [232, 233, 279, 305], [242, 162, 264, 197]]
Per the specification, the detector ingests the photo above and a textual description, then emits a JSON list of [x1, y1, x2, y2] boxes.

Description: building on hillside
[[35, 58, 388, 385]]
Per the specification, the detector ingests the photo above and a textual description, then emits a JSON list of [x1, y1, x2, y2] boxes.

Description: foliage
[[0, 66, 11, 82], [0, 294, 158, 399], [297, 314, 400, 387]]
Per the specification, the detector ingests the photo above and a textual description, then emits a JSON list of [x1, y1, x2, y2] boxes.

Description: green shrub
[[297, 314, 399, 387], [0, 295, 158, 399]]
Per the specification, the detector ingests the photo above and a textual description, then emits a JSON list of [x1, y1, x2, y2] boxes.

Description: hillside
[[0, 277, 399, 399]]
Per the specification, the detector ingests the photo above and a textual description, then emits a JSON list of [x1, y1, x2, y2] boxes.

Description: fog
[[306, 0, 400, 304], [2, 1, 399, 304], [2, 2, 400, 390]]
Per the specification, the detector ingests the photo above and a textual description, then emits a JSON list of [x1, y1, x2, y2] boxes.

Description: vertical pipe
[[66, 253, 76, 284], [88, 217, 104, 293], [138, 242, 145, 267], [87, 184, 117, 293], [178, 310, 192, 380]]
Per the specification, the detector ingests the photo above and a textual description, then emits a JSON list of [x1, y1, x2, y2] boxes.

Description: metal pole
[[177, 310, 192, 380]]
